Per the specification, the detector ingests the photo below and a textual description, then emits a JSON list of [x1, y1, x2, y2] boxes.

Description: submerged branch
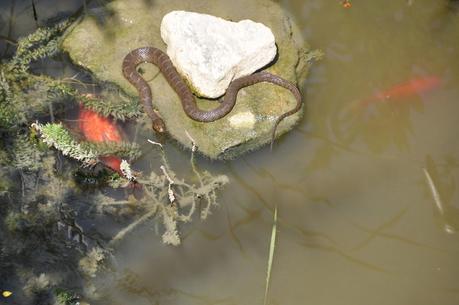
[[0, 35, 17, 45]]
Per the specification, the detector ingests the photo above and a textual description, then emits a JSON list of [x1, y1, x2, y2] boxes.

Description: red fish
[[360, 75, 441, 107], [78, 105, 123, 173], [78, 106, 123, 143], [341, 0, 352, 9]]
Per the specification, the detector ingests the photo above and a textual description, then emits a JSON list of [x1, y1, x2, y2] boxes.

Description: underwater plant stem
[[0, 35, 17, 46], [264, 204, 278, 305], [109, 206, 158, 247]]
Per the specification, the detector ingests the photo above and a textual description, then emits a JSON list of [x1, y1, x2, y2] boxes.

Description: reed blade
[[264, 204, 278, 305]]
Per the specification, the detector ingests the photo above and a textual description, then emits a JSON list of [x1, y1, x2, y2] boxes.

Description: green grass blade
[[264, 204, 278, 305]]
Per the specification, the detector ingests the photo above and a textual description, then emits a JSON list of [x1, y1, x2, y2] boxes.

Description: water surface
[[1, 1, 459, 304]]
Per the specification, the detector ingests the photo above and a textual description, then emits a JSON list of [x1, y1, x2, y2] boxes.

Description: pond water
[[1, 0, 459, 305]]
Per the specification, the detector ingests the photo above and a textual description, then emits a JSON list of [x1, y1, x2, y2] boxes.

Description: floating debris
[[120, 159, 136, 181], [423, 155, 458, 234], [108, 139, 229, 246]]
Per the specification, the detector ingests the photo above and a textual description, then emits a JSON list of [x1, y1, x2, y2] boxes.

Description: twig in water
[[185, 130, 197, 152], [423, 167, 445, 215], [31, 0, 38, 27], [148, 138, 170, 173], [0, 35, 17, 45], [147, 139, 163, 149], [184, 130, 214, 219], [264, 205, 278, 305]]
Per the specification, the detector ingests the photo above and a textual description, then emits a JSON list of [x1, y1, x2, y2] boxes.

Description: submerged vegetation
[[0, 17, 228, 304]]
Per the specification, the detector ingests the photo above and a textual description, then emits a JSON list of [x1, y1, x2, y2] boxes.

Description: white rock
[[228, 111, 256, 129], [160, 10, 276, 98]]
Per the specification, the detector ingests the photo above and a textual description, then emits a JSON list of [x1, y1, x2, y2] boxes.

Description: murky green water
[[1, 0, 459, 304]]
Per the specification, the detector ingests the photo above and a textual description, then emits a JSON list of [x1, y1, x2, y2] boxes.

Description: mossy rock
[[62, 0, 311, 159]]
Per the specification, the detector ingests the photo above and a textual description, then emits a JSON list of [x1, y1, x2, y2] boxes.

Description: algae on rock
[[61, 0, 318, 159]]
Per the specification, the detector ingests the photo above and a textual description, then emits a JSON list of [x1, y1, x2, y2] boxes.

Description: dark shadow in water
[[300, 241, 388, 274], [351, 207, 409, 251], [226, 164, 274, 213], [180, 200, 263, 253], [224, 203, 250, 256], [241, 157, 332, 206], [118, 270, 238, 305], [227, 158, 382, 274], [350, 207, 455, 254], [295, 127, 407, 180], [1, 0, 16, 58]]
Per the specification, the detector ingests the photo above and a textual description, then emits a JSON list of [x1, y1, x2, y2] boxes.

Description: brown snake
[[122, 47, 303, 148]]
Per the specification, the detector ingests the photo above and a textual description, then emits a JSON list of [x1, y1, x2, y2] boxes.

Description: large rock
[[161, 10, 277, 98], [61, 0, 313, 159]]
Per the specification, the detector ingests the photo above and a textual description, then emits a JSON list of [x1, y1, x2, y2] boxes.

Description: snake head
[[152, 119, 167, 134]]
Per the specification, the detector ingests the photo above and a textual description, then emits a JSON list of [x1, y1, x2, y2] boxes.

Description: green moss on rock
[[62, 0, 314, 159]]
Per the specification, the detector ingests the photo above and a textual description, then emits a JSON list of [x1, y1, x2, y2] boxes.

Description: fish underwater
[[359, 75, 442, 108], [78, 105, 123, 173]]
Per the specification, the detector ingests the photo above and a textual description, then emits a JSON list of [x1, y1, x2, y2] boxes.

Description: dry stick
[[147, 139, 163, 149], [31, 0, 38, 27], [147, 139, 170, 171]]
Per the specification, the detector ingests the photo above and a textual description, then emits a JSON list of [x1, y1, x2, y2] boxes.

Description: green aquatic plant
[[0, 20, 140, 132], [0, 21, 71, 130], [109, 140, 229, 246], [31, 121, 141, 183], [12, 133, 44, 171], [32, 122, 98, 166], [54, 288, 79, 305], [0, 174, 11, 196], [5, 20, 70, 75], [30, 121, 228, 245], [0, 16, 231, 305], [77, 85, 142, 121], [83, 140, 141, 161], [0, 71, 19, 129]]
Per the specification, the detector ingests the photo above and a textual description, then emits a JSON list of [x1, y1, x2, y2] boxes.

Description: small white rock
[[160, 11, 276, 98], [228, 111, 256, 129]]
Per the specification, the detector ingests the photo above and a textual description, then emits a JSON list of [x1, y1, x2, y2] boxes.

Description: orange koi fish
[[360, 75, 441, 107], [78, 106, 123, 143], [78, 106, 123, 173], [341, 0, 352, 9]]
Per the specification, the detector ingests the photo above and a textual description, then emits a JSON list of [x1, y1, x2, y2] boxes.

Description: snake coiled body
[[122, 47, 302, 146]]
